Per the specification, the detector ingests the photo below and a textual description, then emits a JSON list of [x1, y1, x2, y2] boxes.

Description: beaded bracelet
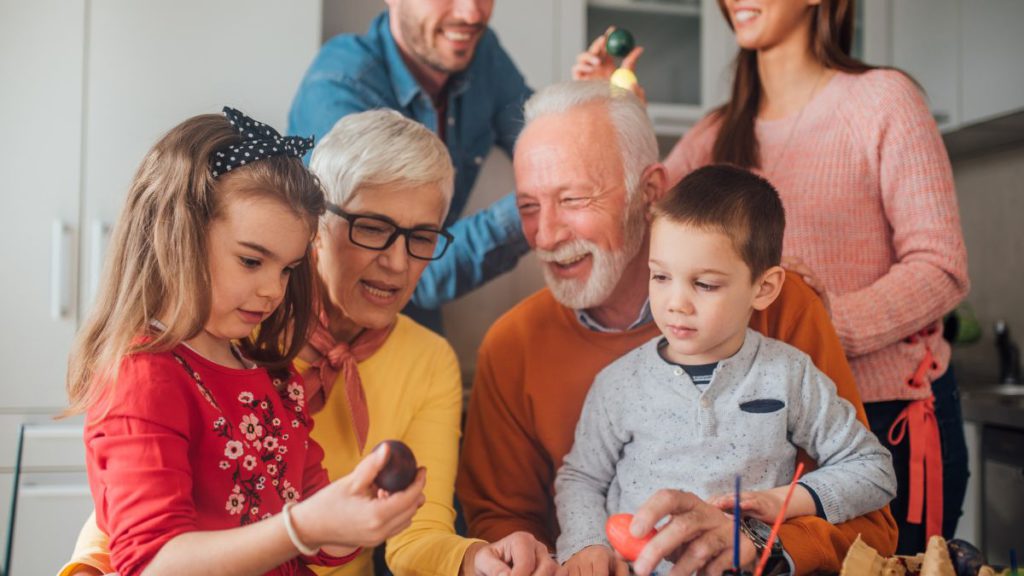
[[282, 502, 320, 556]]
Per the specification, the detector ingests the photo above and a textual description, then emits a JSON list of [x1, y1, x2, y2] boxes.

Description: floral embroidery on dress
[[172, 352, 310, 527]]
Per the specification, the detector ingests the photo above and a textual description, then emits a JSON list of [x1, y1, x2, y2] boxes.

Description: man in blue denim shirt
[[289, 1, 532, 332]]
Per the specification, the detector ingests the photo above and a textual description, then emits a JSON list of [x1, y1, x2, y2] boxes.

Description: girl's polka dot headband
[[210, 107, 314, 178]]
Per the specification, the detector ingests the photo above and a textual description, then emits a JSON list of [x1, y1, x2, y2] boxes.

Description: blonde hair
[[66, 113, 325, 416], [309, 109, 454, 213]]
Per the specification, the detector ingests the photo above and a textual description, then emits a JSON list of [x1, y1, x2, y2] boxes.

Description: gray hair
[[309, 109, 454, 211], [522, 80, 658, 198]]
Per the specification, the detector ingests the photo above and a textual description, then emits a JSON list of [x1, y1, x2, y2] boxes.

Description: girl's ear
[[752, 265, 786, 311]]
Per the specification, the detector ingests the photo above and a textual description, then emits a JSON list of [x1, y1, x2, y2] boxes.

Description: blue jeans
[[865, 367, 970, 554]]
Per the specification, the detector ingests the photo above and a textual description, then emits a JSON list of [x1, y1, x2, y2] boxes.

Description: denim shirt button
[[474, 156, 484, 165], [673, 367, 683, 376], [448, 117, 455, 126]]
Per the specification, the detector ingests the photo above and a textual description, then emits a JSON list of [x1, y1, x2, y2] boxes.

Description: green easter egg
[[606, 28, 635, 58]]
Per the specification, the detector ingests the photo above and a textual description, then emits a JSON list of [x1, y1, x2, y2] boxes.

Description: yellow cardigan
[[60, 315, 479, 576], [303, 314, 480, 575]]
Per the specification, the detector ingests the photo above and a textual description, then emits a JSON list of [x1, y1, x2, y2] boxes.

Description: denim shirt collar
[[378, 11, 472, 109]]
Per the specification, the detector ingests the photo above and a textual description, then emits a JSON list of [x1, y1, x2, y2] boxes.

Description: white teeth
[[362, 282, 396, 298], [735, 9, 760, 23], [444, 30, 472, 42], [556, 254, 587, 266]]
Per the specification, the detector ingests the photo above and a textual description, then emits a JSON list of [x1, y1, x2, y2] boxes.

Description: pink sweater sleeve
[[828, 71, 969, 357]]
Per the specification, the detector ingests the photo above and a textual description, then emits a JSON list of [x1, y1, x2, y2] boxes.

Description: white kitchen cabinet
[[0, 0, 86, 411], [1, 424, 89, 576], [80, 0, 321, 314], [1, 1, 322, 570], [563, 0, 734, 136], [1, 0, 320, 410], [889, 0, 1024, 147], [490, 0, 572, 89], [892, 0, 961, 132], [960, 0, 1024, 125]]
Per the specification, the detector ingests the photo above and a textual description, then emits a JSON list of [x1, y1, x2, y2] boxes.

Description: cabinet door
[[491, 0, 564, 88], [0, 420, 87, 575], [961, 0, 1024, 125], [0, 0, 85, 410], [79, 0, 322, 315], [701, 0, 736, 111], [892, 0, 960, 132], [7, 480, 94, 575]]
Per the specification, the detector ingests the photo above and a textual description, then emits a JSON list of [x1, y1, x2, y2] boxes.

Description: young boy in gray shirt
[[555, 165, 896, 574]]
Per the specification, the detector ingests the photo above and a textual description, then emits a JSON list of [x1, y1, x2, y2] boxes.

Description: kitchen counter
[[960, 384, 1024, 430]]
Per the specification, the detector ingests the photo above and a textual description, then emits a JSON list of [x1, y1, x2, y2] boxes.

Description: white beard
[[537, 197, 647, 310]]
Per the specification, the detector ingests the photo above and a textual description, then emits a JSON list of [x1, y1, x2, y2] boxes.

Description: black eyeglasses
[[326, 203, 454, 261]]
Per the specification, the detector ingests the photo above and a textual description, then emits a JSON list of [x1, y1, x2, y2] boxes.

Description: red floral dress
[[85, 344, 355, 576]]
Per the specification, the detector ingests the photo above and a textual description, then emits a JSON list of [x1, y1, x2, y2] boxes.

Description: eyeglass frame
[[325, 202, 454, 261]]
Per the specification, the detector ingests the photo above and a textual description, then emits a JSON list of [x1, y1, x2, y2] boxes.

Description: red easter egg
[[372, 439, 418, 492], [605, 513, 656, 562]]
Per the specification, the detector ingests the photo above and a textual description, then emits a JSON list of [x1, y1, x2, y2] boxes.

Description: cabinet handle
[[90, 220, 112, 304], [50, 221, 73, 320]]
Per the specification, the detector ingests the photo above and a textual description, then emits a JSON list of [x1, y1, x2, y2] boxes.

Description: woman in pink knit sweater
[[574, 0, 969, 556]]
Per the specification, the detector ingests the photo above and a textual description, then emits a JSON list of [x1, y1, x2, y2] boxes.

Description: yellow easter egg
[[610, 68, 638, 91]]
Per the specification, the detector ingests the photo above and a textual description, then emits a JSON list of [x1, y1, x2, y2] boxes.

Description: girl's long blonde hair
[[66, 113, 324, 415]]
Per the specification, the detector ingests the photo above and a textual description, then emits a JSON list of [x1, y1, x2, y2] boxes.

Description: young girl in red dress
[[65, 108, 425, 576]]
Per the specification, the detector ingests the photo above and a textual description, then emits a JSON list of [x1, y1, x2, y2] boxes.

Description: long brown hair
[[711, 0, 874, 168], [66, 113, 324, 416]]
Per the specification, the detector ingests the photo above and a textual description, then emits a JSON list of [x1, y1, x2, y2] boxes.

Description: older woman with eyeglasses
[[61, 110, 558, 576]]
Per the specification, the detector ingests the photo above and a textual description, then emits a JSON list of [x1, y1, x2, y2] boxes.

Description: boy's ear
[[752, 265, 786, 311]]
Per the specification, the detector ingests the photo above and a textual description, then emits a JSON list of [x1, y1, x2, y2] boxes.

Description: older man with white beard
[[456, 81, 898, 576]]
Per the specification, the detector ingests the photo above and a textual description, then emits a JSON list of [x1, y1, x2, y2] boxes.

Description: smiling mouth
[[734, 8, 761, 24], [360, 280, 400, 300], [551, 253, 589, 269], [442, 29, 475, 42]]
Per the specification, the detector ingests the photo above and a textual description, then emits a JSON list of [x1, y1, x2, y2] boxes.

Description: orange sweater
[[457, 272, 897, 575]]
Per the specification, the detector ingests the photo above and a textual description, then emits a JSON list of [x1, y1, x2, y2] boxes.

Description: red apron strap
[[888, 331, 944, 540]]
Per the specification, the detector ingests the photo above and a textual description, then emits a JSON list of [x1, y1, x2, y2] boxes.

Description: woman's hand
[[293, 443, 426, 554], [783, 256, 831, 316], [562, 544, 628, 576], [630, 490, 757, 575], [462, 531, 562, 576], [571, 27, 646, 102]]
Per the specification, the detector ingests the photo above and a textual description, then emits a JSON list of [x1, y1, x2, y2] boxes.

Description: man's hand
[[463, 531, 562, 576], [562, 545, 628, 576], [630, 490, 757, 575]]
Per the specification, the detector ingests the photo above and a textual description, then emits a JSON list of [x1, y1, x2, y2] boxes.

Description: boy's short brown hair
[[653, 164, 785, 280]]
